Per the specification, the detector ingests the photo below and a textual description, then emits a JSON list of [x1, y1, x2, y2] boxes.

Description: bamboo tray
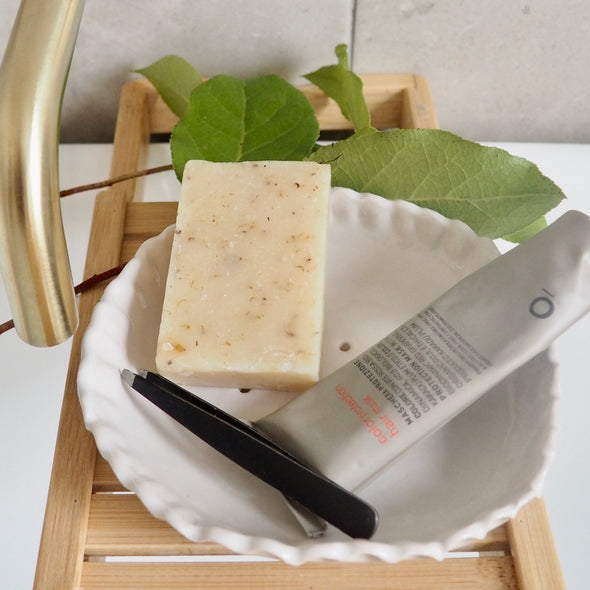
[[34, 75, 566, 589]]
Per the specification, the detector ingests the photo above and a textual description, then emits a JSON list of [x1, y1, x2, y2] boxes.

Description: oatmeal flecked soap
[[156, 160, 331, 391]]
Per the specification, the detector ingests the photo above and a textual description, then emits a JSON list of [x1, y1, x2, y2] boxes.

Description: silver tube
[[0, 0, 85, 346], [256, 211, 590, 491]]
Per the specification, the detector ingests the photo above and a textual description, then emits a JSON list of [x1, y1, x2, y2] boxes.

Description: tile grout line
[[350, 0, 359, 68]]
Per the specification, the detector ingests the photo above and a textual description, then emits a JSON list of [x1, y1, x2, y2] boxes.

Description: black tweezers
[[121, 369, 378, 539]]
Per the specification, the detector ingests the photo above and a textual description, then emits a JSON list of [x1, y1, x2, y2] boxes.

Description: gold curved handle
[[0, 0, 85, 346]]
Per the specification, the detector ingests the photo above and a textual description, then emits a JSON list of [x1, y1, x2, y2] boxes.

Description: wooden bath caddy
[[33, 74, 565, 589]]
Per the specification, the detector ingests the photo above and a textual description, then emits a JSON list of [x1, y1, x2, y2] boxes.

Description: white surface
[[0, 142, 589, 586], [0, 145, 112, 590], [77, 189, 557, 564]]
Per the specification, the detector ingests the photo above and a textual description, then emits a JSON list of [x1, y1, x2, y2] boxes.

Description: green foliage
[[136, 55, 202, 118], [303, 44, 373, 134], [309, 130, 564, 239], [170, 74, 319, 179], [137, 47, 565, 239]]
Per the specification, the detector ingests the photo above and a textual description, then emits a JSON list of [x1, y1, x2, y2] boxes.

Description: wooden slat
[[125, 202, 178, 234], [298, 73, 435, 130], [400, 75, 439, 129], [120, 202, 179, 262], [136, 73, 438, 135], [80, 557, 518, 590], [109, 80, 151, 202], [33, 190, 128, 589], [86, 494, 226, 557], [456, 526, 511, 554], [93, 453, 128, 492], [507, 498, 567, 590], [86, 491, 510, 558]]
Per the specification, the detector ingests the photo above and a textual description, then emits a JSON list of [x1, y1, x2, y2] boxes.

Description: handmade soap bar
[[156, 160, 331, 391]]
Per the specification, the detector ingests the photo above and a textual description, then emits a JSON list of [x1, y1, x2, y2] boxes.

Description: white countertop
[[1, 142, 589, 589]]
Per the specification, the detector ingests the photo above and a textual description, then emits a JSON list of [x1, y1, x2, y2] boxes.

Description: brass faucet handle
[[0, 0, 85, 346]]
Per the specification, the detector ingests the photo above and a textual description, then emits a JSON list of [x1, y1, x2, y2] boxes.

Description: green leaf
[[170, 74, 320, 179], [502, 216, 547, 242], [309, 129, 565, 238], [136, 55, 202, 118], [334, 43, 350, 68], [304, 44, 372, 134]]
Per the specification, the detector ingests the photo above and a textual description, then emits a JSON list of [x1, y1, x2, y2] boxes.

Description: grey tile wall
[[1, 0, 588, 142], [353, 0, 590, 143]]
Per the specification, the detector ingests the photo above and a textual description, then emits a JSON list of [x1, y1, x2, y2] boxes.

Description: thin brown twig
[[59, 163, 174, 197], [0, 319, 14, 336], [0, 263, 127, 337], [73, 263, 127, 294]]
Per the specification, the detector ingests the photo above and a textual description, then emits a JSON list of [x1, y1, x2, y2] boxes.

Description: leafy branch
[[303, 43, 373, 135], [137, 45, 565, 241]]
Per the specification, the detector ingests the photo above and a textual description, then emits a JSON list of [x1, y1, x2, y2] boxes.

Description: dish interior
[[78, 189, 557, 562]]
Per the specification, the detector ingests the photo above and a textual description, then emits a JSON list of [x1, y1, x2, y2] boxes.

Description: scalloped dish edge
[[77, 189, 559, 564]]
